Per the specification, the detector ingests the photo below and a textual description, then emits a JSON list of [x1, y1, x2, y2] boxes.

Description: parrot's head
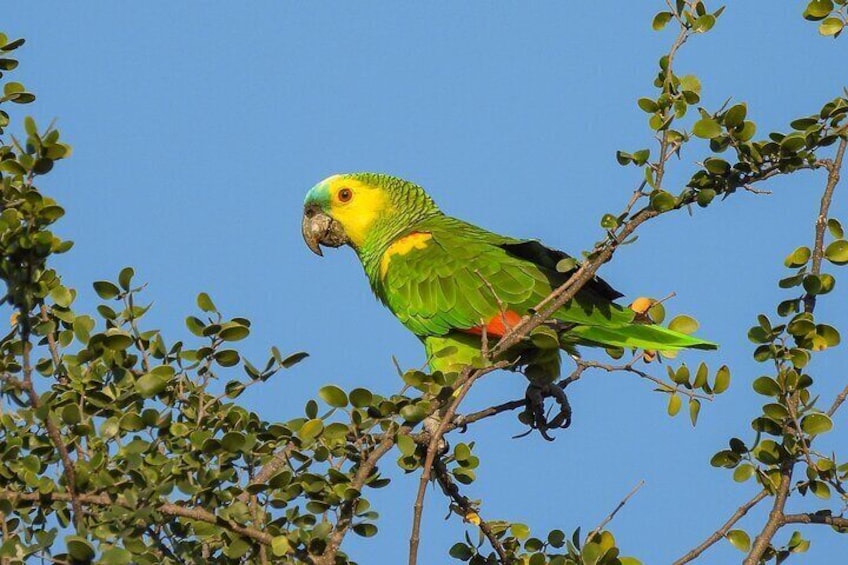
[[302, 172, 439, 256]]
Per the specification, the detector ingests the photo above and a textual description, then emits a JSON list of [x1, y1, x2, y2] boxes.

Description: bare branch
[[587, 480, 645, 542], [782, 512, 848, 528], [673, 490, 768, 565]]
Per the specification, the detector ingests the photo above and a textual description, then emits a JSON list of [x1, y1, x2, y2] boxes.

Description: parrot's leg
[[516, 345, 571, 440], [520, 383, 571, 441], [422, 333, 487, 453]]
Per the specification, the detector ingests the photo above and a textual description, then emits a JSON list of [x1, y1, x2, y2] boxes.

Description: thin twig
[[238, 441, 295, 503], [587, 480, 645, 542], [672, 490, 768, 565]]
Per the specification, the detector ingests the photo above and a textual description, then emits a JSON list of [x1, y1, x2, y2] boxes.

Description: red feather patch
[[465, 310, 522, 338]]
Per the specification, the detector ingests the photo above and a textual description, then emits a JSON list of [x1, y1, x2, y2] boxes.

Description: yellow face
[[307, 174, 393, 248]]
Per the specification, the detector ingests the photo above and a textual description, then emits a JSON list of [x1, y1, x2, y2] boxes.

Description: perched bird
[[302, 172, 716, 436]]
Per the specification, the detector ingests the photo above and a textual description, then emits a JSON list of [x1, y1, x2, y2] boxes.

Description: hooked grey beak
[[302, 205, 349, 256]]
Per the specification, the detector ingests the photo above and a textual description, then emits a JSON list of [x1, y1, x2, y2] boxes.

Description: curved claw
[[519, 383, 572, 441]]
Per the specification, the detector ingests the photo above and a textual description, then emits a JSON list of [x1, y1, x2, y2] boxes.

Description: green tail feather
[[570, 324, 718, 351]]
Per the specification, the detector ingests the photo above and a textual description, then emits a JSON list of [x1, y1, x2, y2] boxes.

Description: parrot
[[302, 172, 716, 437]]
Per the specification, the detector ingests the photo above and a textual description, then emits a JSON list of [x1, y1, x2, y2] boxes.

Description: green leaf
[[637, 97, 659, 112], [733, 463, 755, 482], [726, 530, 751, 552], [319, 385, 348, 408], [650, 190, 675, 212], [50, 286, 73, 308], [222, 431, 246, 452], [828, 218, 844, 239], [652, 11, 673, 31], [103, 330, 133, 350], [600, 214, 618, 229], [219, 322, 250, 341], [100, 548, 132, 564], [680, 75, 701, 94], [299, 418, 324, 441], [785, 247, 811, 269], [65, 536, 95, 561], [692, 118, 722, 139], [93, 281, 120, 299], [692, 14, 716, 33], [350, 387, 373, 408], [724, 104, 747, 128], [713, 365, 731, 394], [197, 292, 216, 312], [668, 315, 699, 334], [353, 523, 378, 537], [632, 148, 650, 165], [819, 17, 844, 36], [3, 81, 24, 96], [510, 523, 530, 540], [825, 240, 848, 264], [135, 373, 168, 398], [689, 398, 701, 426], [801, 413, 833, 435], [449, 543, 473, 560], [282, 351, 309, 368], [555, 257, 578, 272], [118, 267, 134, 291], [397, 434, 416, 457], [806, 0, 835, 19], [271, 536, 292, 557], [667, 393, 682, 416]]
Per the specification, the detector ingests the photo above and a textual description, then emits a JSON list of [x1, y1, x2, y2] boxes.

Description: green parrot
[[302, 172, 716, 436]]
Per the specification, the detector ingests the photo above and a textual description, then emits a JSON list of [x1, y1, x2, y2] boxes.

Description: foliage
[[0, 2, 847, 565]]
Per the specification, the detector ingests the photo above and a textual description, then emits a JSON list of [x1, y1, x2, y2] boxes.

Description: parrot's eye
[[338, 188, 353, 203]]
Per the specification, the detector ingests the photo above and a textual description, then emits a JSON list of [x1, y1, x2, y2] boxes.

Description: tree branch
[[0, 490, 313, 563], [804, 137, 847, 312], [587, 480, 645, 542], [744, 462, 794, 564], [672, 490, 768, 565], [782, 512, 848, 528], [18, 315, 83, 528], [432, 458, 511, 563]]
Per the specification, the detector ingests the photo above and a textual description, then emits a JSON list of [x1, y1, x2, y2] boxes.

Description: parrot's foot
[[422, 415, 449, 454], [517, 382, 571, 441]]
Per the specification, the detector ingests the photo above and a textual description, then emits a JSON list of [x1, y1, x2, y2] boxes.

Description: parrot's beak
[[302, 205, 349, 256]]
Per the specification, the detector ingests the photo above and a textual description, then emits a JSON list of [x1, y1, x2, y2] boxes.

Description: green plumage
[[307, 172, 717, 377]]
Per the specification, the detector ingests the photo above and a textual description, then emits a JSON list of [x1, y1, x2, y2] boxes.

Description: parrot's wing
[[379, 217, 634, 338]]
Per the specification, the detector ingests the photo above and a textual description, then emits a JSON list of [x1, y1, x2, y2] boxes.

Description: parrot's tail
[[569, 323, 718, 352]]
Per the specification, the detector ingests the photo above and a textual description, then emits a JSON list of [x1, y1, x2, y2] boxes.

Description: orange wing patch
[[380, 232, 432, 277], [465, 310, 522, 338]]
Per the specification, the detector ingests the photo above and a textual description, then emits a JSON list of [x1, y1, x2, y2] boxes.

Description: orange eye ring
[[338, 188, 353, 203]]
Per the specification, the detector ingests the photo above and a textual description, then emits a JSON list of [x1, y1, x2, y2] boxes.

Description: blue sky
[[5, 2, 848, 563]]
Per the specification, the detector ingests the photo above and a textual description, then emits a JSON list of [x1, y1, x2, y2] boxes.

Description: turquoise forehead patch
[[303, 176, 336, 207]]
